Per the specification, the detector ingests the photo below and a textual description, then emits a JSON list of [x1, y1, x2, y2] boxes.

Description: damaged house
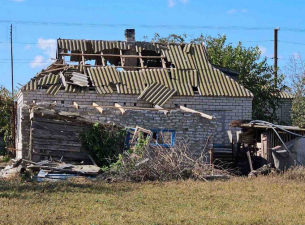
[[16, 29, 258, 163]]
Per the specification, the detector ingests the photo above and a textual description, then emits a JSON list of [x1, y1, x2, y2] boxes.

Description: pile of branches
[[103, 141, 232, 182]]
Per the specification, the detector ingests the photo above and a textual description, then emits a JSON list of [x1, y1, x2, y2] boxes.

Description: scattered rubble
[[0, 158, 100, 181]]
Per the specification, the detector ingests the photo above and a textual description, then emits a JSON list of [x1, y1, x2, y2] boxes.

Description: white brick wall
[[17, 90, 253, 145]]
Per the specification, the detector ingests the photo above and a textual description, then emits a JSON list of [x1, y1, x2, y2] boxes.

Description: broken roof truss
[[22, 39, 253, 107]]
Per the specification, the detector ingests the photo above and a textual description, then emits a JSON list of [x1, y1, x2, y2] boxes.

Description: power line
[[0, 19, 305, 32], [279, 40, 305, 46]]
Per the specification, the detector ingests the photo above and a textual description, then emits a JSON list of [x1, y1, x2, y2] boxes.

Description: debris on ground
[[248, 164, 280, 178], [0, 158, 100, 181]]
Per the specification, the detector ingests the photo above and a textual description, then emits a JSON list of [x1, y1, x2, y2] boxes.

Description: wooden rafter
[[114, 103, 126, 114], [180, 106, 214, 120], [92, 102, 103, 114]]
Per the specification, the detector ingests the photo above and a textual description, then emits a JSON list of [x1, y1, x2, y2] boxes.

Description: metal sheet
[[87, 67, 119, 87], [65, 84, 88, 93], [118, 71, 145, 94], [138, 83, 176, 106], [46, 84, 62, 95], [24, 80, 37, 91], [37, 74, 60, 86]]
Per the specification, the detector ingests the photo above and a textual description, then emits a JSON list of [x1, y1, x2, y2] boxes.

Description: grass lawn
[[1, 176, 305, 224]]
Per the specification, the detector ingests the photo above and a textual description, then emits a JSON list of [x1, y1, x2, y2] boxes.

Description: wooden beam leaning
[[92, 102, 103, 114], [114, 103, 126, 115], [179, 106, 214, 120]]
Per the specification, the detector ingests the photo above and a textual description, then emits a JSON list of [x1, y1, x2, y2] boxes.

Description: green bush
[[81, 123, 127, 167]]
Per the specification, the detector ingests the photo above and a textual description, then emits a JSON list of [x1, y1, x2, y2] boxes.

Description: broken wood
[[93, 102, 103, 114], [180, 106, 214, 120], [115, 103, 126, 114]]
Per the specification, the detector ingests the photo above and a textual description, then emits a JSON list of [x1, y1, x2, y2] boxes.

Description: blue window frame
[[125, 128, 176, 148]]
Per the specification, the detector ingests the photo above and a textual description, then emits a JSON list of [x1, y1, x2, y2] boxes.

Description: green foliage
[[286, 54, 305, 127], [132, 132, 149, 156], [0, 86, 15, 151], [81, 123, 127, 167], [150, 33, 287, 122], [291, 91, 305, 128]]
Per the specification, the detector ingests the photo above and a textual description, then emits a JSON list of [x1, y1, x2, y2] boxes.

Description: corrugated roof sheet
[[46, 84, 62, 95], [87, 67, 120, 86], [24, 39, 253, 98], [24, 80, 37, 91], [118, 71, 145, 94], [279, 92, 295, 99], [70, 72, 89, 87], [138, 83, 176, 106], [58, 39, 166, 54], [37, 74, 60, 86], [65, 84, 88, 93]]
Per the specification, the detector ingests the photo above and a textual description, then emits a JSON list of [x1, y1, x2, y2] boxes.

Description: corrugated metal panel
[[141, 69, 173, 89], [37, 74, 60, 86], [164, 45, 192, 69], [58, 39, 89, 52], [70, 72, 89, 86], [171, 69, 198, 87], [65, 84, 88, 93], [24, 80, 37, 91], [87, 67, 120, 87], [91, 41, 132, 53], [46, 84, 62, 95], [96, 86, 113, 94], [172, 79, 194, 96], [187, 44, 253, 97], [279, 92, 295, 99], [118, 71, 145, 94], [138, 83, 176, 106]]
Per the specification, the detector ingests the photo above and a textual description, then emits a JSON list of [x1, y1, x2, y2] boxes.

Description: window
[[151, 129, 175, 147], [125, 128, 176, 148]]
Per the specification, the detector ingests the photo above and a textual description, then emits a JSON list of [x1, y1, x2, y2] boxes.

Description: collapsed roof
[[22, 31, 253, 106]]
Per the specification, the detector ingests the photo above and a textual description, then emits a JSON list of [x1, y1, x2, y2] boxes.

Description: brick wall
[[276, 99, 293, 125], [17, 103, 216, 160], [16, 90, 253, 151]]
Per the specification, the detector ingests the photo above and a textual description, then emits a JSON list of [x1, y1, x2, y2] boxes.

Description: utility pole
[[10, 24, 15, 150], [274, 27, 280, 87]]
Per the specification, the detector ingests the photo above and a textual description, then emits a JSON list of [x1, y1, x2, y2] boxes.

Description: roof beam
[[180, 106, 214, 120], [92, 102, 103, 114], [115, 103, 126, 115], [73, 101, 79, 109], [155, 105, 169, 115], [59, 52, 166, 59]]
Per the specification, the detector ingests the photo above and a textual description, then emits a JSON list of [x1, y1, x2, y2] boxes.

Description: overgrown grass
[[1, 175, 305, 224]]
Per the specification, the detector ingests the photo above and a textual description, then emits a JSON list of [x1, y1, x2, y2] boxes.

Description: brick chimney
[[125, 29, 135, 42], [124, 29, 137, 70]]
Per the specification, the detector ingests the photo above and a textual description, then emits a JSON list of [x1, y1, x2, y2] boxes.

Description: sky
[[1, 0, 305, 92]]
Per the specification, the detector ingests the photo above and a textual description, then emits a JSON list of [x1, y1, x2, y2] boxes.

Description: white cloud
[[180, 0, 188, 3], [168, 0, 176, 7], [29, 38, 56, 68], [241, 9, 248, 13], [24, 44, 31, 50], [9, 0, 26, 2], [37, 38, 57, 59], [30, 55, 45, 68], [259, 46, 267, 55], [227, 9, 237, 14]]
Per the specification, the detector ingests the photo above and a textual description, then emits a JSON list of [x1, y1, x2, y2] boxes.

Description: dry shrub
[[281, 166, 305, 181], [107, 141, 232, 182]]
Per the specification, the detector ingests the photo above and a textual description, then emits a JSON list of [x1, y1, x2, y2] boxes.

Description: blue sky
[[1, 0, 305, 91]]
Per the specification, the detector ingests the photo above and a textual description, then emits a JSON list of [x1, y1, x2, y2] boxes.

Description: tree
[[0, 86, 15, 151], [150, 33, 286, 122], [285, 54, 305, 127]]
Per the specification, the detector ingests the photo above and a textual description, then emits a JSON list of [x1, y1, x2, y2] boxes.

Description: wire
[[279, 40, 305, 46], [1, 20, 305, 32]]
